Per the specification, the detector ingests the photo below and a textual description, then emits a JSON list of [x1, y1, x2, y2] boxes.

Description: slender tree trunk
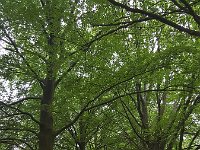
[[39, 79, 55, 150], [78, 112, 86, 150]]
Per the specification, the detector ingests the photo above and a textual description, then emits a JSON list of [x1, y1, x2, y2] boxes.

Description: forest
[[0, 0, 200, 150]]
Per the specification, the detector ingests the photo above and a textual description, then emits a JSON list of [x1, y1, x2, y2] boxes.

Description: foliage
[[0, 0, 200, 150]]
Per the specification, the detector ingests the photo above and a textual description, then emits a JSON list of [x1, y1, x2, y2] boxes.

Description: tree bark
[[78, 109, 86, 150], [39, 79, 55, 150], [148, 142, 165, 150]]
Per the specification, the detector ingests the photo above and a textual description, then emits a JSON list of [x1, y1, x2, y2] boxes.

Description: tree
[[0, 0, 200, 150]]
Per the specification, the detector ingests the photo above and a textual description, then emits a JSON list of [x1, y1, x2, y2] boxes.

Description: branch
[[0, 127, 38, 137], [171, 0, 186, 11], [120, 99, 144, 141], [186, 128, 200, 150], [179, 0, 200, 26], [92, 21, 134, 27], [85, 88, 190, 111], [107, 0, 200, 37], [70, 16, 153, 56], [9, 96, 41, 106], [82, 17, 153, 51], [54, 64, 174, 136], [80, 23, 132, 52], [120, 98, 142, 128], [40, 0, 45, 7], [55, 60, 78, 87], [1, 26, 43, 85], [54, 108, 85, 137], [0, 138, 34, 150], [4, 46, 47, 63], [0, 101, 40, 125]]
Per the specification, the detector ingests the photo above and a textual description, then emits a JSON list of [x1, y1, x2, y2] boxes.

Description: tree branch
[[55, 61, 78, 87], [0, 101, 40, 125], [179, 0, 200, 26], [120, 99, 144, 141], [0, 127, 38, 137], [0, 138, 34, 150], [9, 96, 41, 106], [107, 0, 200, 37], [85, 88, 190, 111], [70, 16, 153, 56], [54, 63, 186, 137], [1, 26, 43, 85]]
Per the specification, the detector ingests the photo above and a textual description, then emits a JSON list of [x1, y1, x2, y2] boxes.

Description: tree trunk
[[79, 142, 86, 150], [39, 79, 55, 150], [78, 115, 86, 150], [148, 142, 165, 150]]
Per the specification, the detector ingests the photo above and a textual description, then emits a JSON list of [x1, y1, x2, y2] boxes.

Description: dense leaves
[[0, 0, 200, 150]]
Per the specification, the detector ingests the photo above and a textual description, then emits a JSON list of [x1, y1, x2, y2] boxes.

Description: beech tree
[[0, 0, 200, 150]]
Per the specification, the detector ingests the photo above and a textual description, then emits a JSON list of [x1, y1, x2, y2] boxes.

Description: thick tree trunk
[[39, 79, 55, 150]]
